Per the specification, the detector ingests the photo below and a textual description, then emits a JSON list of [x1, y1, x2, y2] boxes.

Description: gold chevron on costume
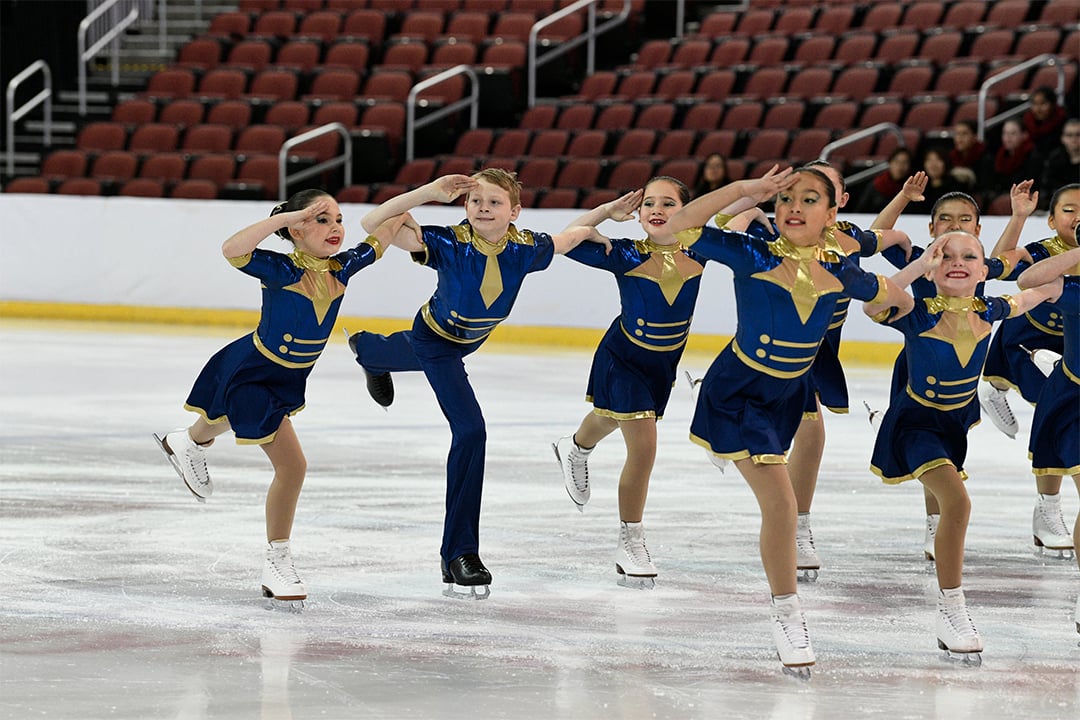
[[625, 240, 703, 306], [754, 236, 843, 324], [920, 295, 990, 367], [284, 251, 344, 325]]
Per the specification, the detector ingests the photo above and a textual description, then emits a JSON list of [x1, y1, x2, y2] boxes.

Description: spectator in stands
[[855, 147, 912, 214], [949, 120, 988, 188], [1023, 86, 1068, 157], [693, 153, 730, 199], [987, 118, 1044, 202], [909, 145, 964, 215], [1040, 118, 1080, 211]]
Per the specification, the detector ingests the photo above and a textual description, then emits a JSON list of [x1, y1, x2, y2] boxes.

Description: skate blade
[[262, 587, 306, 612], [684, 370, 702, 399], [1033, 541, 1075, 560], [442, 583, 490, 600], [152, 433, 207, 504], [797, 568, 819, 583], [616, 574, 656, 590], [937, 640, 982, 666], [781, 664, 812, 680]]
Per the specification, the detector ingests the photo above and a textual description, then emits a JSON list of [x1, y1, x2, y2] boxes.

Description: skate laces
[[1036, 498, 1070, 536], [982, 387, 1015, 425], [176, 436, 210, 490], [621, 528, 652, 565], [268, 547, 302, 586], [773, 604, 811, 650], [940, 596, 978, 640], [568, 447, 589, 491]]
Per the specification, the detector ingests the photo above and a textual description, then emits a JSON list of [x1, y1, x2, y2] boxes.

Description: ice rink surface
[[1, 319, 1077, 720]]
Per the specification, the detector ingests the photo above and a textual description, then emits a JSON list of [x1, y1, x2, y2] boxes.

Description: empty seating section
[[10, 0, 1073, 210]]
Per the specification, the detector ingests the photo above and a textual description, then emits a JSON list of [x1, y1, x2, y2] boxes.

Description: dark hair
[[1031, 86, 1057, 105], [794, 167, 837, 207], [1049, 183, 1080, 214], [644, 175, 691, 205], [801, 159, 845, 195], [955, 119, 977, 134], [270, 189, 333, 241], [931, 191, 981, 223]]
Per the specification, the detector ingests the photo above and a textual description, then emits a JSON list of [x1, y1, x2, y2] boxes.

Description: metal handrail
[[6, 60, 52, 177], [278, 123, 352, 202], [405, 64, 479, 164], [527, 0, 632, 107], [820, 122, 907, 187], [977, 54, 1064, 141], [78, 0, 140, 115]]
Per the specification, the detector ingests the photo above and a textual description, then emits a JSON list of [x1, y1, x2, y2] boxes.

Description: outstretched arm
[[871, 172, 926, 230], [1017, 245, 1080, 291], [667, 165, 795, 234], [360, 175, 478, 233], [989, 179, 1038, 257], [564, 189, 642, 230], [375, 212, 423, 252], [222, 196, 336, 259], [552, 226, 611, 255]]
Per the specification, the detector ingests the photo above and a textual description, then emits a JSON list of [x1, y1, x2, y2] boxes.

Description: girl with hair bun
[[154, 189, 413, 609]]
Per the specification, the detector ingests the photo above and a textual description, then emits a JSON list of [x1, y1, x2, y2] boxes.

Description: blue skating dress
[[185, 241, 381, 444], [565, 237, 705, 420], [681, 226, 888, 464], [983, 236, 1073, 404], [719, 215, 882, 414], [869, 294, 1016, 483], [1029, 276, 1080, 476]]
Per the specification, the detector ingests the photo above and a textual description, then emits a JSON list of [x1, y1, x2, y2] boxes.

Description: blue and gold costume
[[1029, 277, 1080, 477], [721, 215, 882, 414], [983, 237, 1072, 403], [680, 225, 888, 464], [565, 237, 704, 420], [351, 222, 555, 564], [880, 242, 1014, 398], [185, 241, 382, 444], [869, 293, 1017, 483]]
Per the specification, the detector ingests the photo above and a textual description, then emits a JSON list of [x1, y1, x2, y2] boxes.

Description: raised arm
[[1016, 245, 1080, 291], [563, 189, 642, 230], [863, 239, 941, 318], [667, 165, 795, 234], [989, 179, 1038, 256], [360, 174, 478, 233], [871, 172, 926, 230], [221, 197, 335, 259], [552, 225, 611, 255]]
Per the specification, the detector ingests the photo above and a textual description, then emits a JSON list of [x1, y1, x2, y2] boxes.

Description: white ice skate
[[261, 540, 306, 611], [770, 593, 815, 678], [863, 400, 882, 431], [978, 384, 1017, 439], [153, 429, 212, 501], [1020, 345, 1061, 377], [924, 514, 940, 564], [706, 449, 729, 474], [796, 513, 820, 583], [684, 370, 703, 400], [615, 521, 657, 589], [935, 587, 982, 666], [553, 435, 592, 511], [1033, 493, 1075, 560]]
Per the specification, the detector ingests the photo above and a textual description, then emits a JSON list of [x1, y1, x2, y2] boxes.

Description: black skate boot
[[347, 331, 394, 407], [441, 553, 491, 600]]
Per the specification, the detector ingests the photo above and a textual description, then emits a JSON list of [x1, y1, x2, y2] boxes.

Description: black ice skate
[[441, 553, 491, 600], [345, 329, 394, 408]]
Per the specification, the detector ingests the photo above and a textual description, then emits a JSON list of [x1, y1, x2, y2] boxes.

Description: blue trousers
[[354, 315, 486, 564]]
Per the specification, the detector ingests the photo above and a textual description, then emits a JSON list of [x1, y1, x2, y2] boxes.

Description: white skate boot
[[261, 540, 306, 610], [924, 514, 940, 564], [770, 593, 815, 678], [153, 429, 212, 501], [1020, 345, 1061, 377], [615, 521, 657, 589], [1033, 493, 1075, 559], [978, 384, 1017, 439], [706, 449, 729, 474], [553, 435, 592, 511], [796, 513, 820, 582], [935, 587, 982, 665]]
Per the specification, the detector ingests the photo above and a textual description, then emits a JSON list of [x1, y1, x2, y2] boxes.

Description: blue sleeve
[[837, 220, 880, 257], [410, 225, 455, 269], [881, 242, 922, 271], [232, 248, 299, 288], [333, 240, 379, 282], [833, 254, 885, 302], [526, 231, 556, 273], [684, 225, 762, 275], [982, 296, 1014, 323]]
